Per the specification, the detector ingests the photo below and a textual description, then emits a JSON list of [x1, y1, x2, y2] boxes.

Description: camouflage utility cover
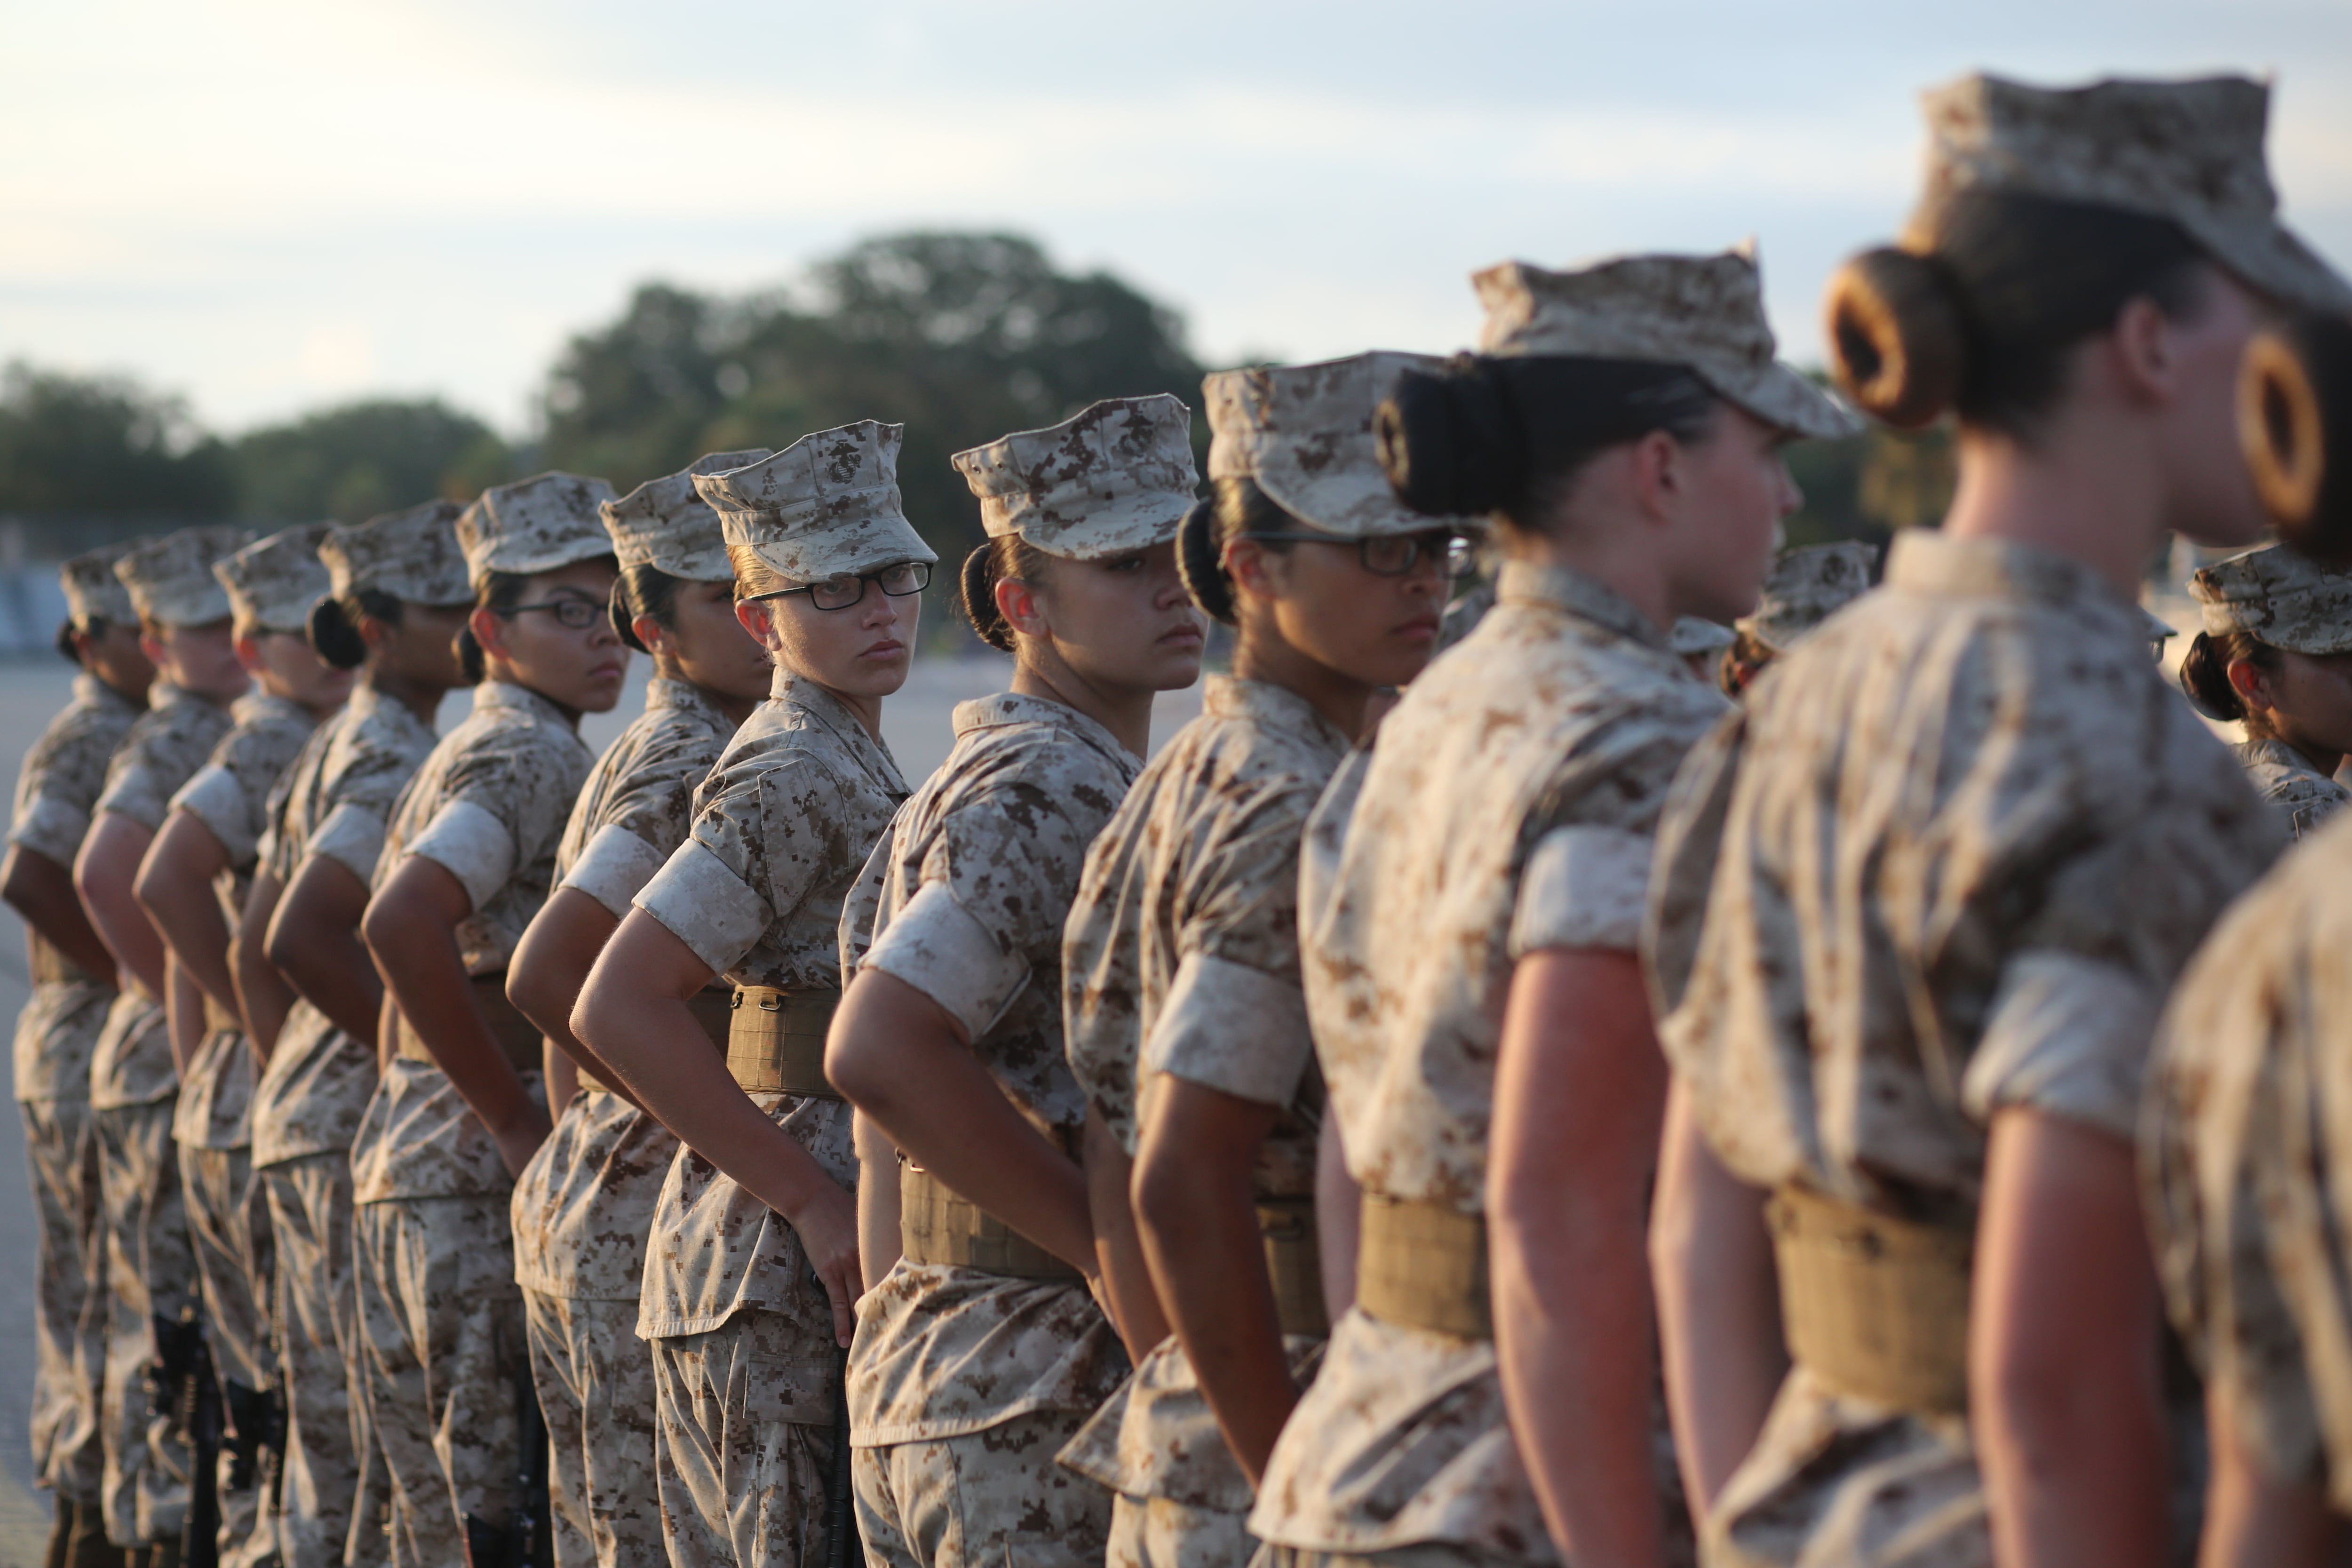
[[1205, 352, 1473, 539], [2146, 814, 2352, 1511], [696, 422, 935, 585], [1253, 560, 1722, 1560], [114, 525, 252, 628], [602, 449, 773, 581], [215, 524, 332, 634], [458, 471, 618, 580], [323, 500, 470, 606], [1910, 73, 2352, 315], [2190, 543, 2352, 654], [1738, 541, 1876, 653], [349, 681, 588, 1203], [61, 545, 136, 627], [1645, 530, 2278, 1565], [513, 675, 738, 1303], [631, 671, 908, 1338], [1474, 252, 1856, 441], [954, 396, 1198, 561], [844, 691, 1138, 1445], [248, 679, 439, 1168]]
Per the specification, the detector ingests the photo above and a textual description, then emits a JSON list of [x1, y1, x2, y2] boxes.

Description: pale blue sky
[[4, 0, 2346, 434]]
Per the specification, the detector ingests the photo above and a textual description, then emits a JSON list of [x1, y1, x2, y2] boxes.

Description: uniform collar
[[1204, 676, 1353, 760], [145, 678, 222, 716], [1496, 560, 1669, 650], [772, 669, 907, 793], [1884, 529, 2133, 613], [75, 671, 143, 715], [952, 689, 1136, 765], [229, 690, 315, 729], [476, 679, 578, 731], [644, 674, 727, 730], [2240, 735, 2336, 784]]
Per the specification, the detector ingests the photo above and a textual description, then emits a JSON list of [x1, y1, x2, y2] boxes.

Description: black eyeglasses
[[1246, 529, 1476, 580], [502, 594, 606, 630], [751, 560, 933, 612]]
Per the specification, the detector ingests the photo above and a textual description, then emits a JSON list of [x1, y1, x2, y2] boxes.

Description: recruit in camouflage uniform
[[507, 447, 767, 1567], [619, 424, 934, 1566], [2187, 544, 2352, 841], [8, 546, 148, 1553], [1250, 251, 1851, 1568], [2145, 814, 2352, 1526], [158, 526, 341, 1567], [345, 473, 612, 1564], [1057, 352, 1464, 1568], [248, 501, 467, 1568], [842, 398, 1203, 1568], [84, 525, 253, 1553], [1643, 74, 2344, 1568]]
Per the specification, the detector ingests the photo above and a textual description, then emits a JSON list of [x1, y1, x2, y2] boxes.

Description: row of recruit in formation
[[14, 61, 2352, 1568]]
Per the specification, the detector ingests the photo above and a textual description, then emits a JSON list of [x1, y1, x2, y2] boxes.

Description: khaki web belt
[[899, 1162, 1084, 1282], [201, 994, 242, 1037], [725, 986, 841, 1098], [574, 987, 732, 1096], [1257, 1196, 1329, 1338], [1356, 1193, 1490, 1340], [1766, 1184, 1973, 1414], [27, 938, 90, 988], [395, 974, 545, 1075]]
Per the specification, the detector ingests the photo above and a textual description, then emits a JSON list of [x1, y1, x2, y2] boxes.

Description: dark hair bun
[[2241, 311, 2352, 566], [307, 596, 371, 670], [1175, 500, 1236, 626], [960, 543, 1017, 653], [609, 581, 648, 654], [1377, 361, 1521, 517], [455, 622, 487, 685], [2177, 631, 2249, 723], [53, 619, 79, 666], [1824, 247, 1967, 430]]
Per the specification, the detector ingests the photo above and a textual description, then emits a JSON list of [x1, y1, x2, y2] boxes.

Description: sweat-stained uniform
[[1058, 676, 1346, 1568], [1646, 533, 2278, 1567], [9, 666, 143, 1512], [346, 679, 587, 1563], [2145, 814, 2352, 1517], [509, 674, 734, 1566], [845, 692, 1141, 1568], [628, 669, 909, 1567], [1252, 564, 1721, 1568], [88, 674, 238, 1548], [168, 685, 321, 1567], [249, 677, 437, 1568]]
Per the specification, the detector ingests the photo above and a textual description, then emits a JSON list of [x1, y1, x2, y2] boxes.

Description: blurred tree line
[[0, 229, 1952, 565]]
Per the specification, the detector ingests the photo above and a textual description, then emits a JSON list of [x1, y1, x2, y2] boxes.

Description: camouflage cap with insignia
[[323, 500, 470, 606], [696, 422, 936, 584], [603, 449, 774, 582], [216, 524, 333, 634], [954, 394, 1199, 561], [1207, 352, 1484, 539], [1669, 617, 1737, 657], [456, 471, 618, 581], [1474, 250, 1860, 442], [61, 544, 136, 627], [2192, 544, 2352, 655], [1907, 73, 2352, 316], [114, 526, 254, 627], [1738, 541, 1878, 652]]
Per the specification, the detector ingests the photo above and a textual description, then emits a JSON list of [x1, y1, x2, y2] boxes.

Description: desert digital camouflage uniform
[[2185, 544, 2352, 842], [620, 427, 931, 1567], [88, 667, 240, 1549], [10, 549, 145, 1516], [1645, 533, 2278, 1567], [2233, 737, 2350, 840], [846, 690, 1140, 1568], [511, 672, 734, 1566], [168, 679, 322, 1568], [630, 669, 909, 1566], [1057, 676, 1345, 1568], [2144, 814, 2352, 1516], [1252, 561, 1723, 1568]]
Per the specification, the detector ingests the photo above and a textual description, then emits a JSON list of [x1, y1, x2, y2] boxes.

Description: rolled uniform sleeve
[[95, 764, 173, 831], [169, 763, 259, 863], [1509, 825, 1654, 956], [8, 796, 90, 867], [1962, 950, 2157, 1140], [636, 752, 836, 981], [404, 798, 517, 913], [1147, 953, 1312, 1109], [563, 822, 670, 920], [864, 881, 1029, 1039], [306, 802, 390, 883]]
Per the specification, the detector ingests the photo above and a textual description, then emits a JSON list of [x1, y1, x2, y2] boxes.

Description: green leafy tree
[[232, 398, 513, 523], [0, 361, 235, 518]]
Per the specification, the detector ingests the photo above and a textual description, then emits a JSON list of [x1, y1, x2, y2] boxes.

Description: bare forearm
[[2201, 1390, 2347, 1568], [166, 956, 206, 1073], [274, 924, 381, 1043], [75, 816, 165, 995], [230, 919, 296, 1056], [3, 848, 116, 980], [856, 1111, 904, 1292], [141, 872, 237, 1013], [1084, 1114, 1170, 1359], [1142, 1175, 1296, 1484], [371, 918, 541, 1139]]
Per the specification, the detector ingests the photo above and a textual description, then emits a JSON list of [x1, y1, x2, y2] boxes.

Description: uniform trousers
[[854, 1408, 1112, 1568], [22, 1095, 106, 1504], [92, 1099, 195, 1548], [260, 1154, 383, 1568], [1109, 1495, 1255, 1568], [179, 1140, 274, 1568], [520, 1289, 663, 1567], [351, 1197, 526, 1568], [649, 1308, 838, 1568]]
